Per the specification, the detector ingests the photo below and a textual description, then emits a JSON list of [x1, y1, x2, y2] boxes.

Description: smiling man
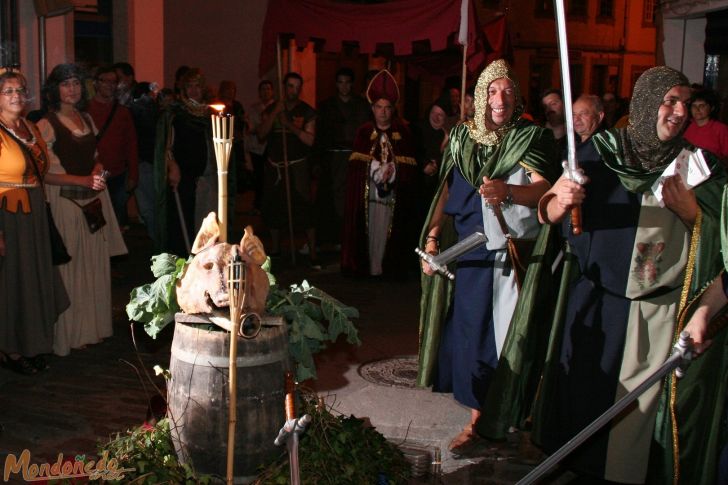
[[533, 66, 728, 483], [417, 59, 559, 454]]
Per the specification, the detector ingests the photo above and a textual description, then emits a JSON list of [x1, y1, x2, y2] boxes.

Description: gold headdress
[[466, 59, 524, 146]]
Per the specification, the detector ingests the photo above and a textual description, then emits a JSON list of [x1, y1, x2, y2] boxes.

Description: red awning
[[259, 0, 478, 75]]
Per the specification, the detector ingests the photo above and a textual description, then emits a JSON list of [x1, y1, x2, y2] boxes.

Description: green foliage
[[267, 280, 360, 381], [127, 255, 360, 381], [97, 418, 210, 484], [126, 254, 188, 339], [255, 391, 411, 485]]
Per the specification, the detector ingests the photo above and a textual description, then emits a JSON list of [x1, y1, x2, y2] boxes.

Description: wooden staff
[[226, 253, 245, 484], [276, 35, 297, 264]]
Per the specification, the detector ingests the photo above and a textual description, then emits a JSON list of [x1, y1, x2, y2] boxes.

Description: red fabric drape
[[259, 0, 477, 75]]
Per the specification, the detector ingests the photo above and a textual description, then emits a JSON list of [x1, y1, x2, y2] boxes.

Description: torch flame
[[210, 104, 226, 114]]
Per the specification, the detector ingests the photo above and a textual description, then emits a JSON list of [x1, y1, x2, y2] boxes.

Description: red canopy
[[259, 0, 478, 75]]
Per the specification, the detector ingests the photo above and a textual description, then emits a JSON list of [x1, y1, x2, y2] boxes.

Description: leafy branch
[[97, 418, 210, 484], [254, 389, 411, 485]]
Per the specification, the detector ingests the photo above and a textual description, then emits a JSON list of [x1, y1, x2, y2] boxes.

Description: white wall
[[663, 17, 707, 84]]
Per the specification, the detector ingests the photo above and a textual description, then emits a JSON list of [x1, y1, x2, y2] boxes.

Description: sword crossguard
[[673, 330, 694, 379], [415, 248, 455, 280], [274, 414, 312, 446], [562, 161, 587, 185]]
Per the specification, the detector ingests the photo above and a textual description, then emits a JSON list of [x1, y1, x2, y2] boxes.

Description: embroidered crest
[[632, 241, 665, 289]]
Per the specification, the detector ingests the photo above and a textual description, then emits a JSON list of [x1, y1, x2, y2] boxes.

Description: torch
[[211, 104, 234, 242]]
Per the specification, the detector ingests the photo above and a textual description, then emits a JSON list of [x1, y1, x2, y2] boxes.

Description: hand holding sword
[[274, 371, 311, 485], [417, 232, 489, 280], [553, 0, 585, 235]]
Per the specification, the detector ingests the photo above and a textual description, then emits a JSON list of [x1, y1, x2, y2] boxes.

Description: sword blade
[[432, 232, 488, 267], [554, 0, 578, 172], [518, 332, 692, 484], [288, 432, 301, 485]]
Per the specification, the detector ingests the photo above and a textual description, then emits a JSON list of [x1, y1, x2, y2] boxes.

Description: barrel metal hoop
[[172, 345, 287, 368]]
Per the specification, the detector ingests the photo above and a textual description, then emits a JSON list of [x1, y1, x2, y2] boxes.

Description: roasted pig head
[[176, 213, 269, 315]]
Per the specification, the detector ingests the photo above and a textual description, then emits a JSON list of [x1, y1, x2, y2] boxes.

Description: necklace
[[0, 117, 34, 145]]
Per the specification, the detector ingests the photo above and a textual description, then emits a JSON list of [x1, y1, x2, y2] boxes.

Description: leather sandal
[[448, 424, 480, 454]]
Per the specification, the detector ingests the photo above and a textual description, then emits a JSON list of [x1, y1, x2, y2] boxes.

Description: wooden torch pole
[[276, 35, 297, 264], [226, 254, 244, 484]]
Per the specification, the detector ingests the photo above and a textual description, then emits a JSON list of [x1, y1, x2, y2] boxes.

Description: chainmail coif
[[466, 59, 524, 147], [620, 66, 689, 170]]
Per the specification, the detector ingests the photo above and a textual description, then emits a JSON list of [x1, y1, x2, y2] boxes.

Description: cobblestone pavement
[[0, 200, 575, 484]]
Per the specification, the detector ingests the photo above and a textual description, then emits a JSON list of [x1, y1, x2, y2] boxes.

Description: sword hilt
[[673, 330, 694, 379], [284, 371, 295, 420], [415, 247, 455, 280]]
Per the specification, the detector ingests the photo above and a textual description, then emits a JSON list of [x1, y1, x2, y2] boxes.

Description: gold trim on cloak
[[669, 207, 702, 485]]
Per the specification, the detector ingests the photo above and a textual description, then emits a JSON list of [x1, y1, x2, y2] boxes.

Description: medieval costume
[[153, 76, 217, 255], [417, 60, 558, 435], [38, 112, 127, 356], [0, 120, 69, 361], [314, 87, 369, 245], [341, 70, 418, 277], [262, 98, 316, 235], [478, 67, 728, 484]]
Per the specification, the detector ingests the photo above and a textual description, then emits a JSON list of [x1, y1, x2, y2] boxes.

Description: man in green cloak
[[417, 59, 559, 452], [478, 66, 728, 484]]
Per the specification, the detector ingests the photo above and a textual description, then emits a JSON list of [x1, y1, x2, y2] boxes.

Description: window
[[569, 0, 588, 18], [598, 0, 614, 20], [643, 0, 655, 26]]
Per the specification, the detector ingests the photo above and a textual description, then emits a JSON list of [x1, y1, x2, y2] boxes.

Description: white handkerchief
[[651, 148, 711, 207]]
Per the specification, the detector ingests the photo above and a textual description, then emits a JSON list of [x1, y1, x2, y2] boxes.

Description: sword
[[517, 331, 694, 485], [274, 372, 311, 485], [554, 0, 585, 235], [415, 232, 488, 280]]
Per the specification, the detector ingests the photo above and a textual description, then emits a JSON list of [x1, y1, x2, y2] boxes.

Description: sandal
[[1, 355, 38, 375], [448, 424, 480, 455]]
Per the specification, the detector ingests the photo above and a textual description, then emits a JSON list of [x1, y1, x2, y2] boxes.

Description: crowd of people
[[2, 54, 728, 483]]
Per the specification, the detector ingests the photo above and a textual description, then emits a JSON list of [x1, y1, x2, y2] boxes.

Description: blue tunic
[[433, 168, 498, 409]]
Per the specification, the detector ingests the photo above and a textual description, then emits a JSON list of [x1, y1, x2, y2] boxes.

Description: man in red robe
[[341, 70, 418, 277]]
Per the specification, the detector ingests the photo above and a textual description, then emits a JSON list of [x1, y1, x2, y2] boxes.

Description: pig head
[[176, 213, 269, 316]]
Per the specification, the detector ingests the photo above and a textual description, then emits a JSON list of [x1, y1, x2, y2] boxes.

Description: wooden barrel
[[168, 314, 288, 483]]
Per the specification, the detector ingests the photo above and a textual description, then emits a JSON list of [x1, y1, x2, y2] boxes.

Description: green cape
[[477, 128, 728, 484], [153, 104, 237, 253], [417, 120, 559, 387]]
